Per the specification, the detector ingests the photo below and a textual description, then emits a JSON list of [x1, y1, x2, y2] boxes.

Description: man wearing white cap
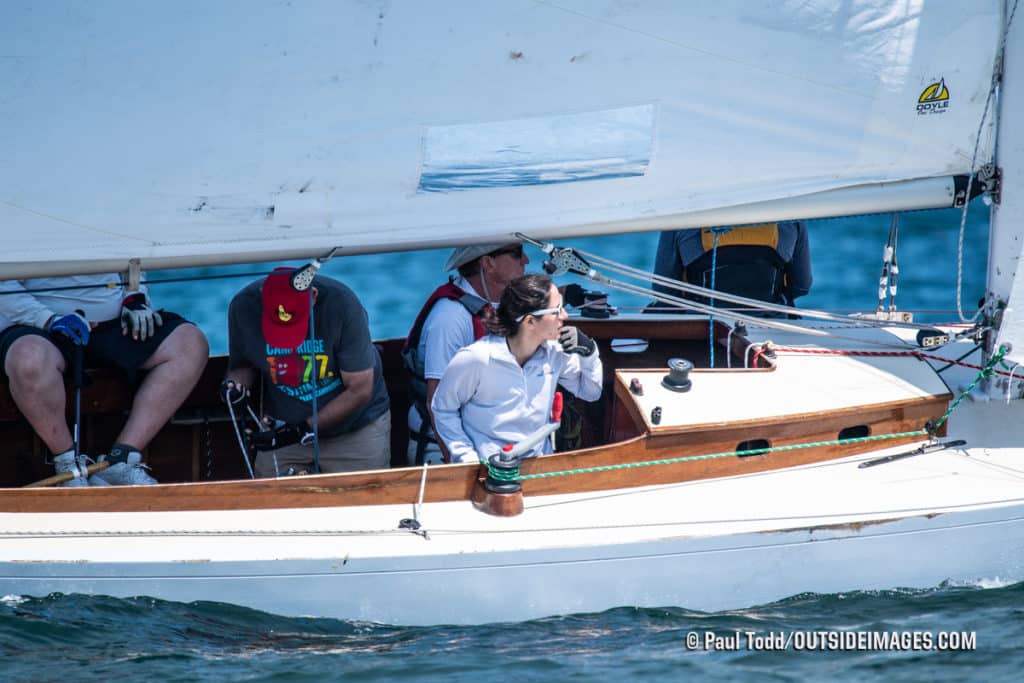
[[402, 242, 529, 464]]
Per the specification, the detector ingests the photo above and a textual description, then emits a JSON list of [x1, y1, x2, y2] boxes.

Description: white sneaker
[[87, 471, 112, 486], [53, 450, 92, 487], [92, 449, 158, 486]]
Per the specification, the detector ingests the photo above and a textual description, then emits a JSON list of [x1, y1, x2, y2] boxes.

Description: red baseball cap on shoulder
[[261, 267, 310, 349]]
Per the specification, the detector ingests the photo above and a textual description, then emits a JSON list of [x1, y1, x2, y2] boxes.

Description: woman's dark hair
[[486, 273, 554, 337]]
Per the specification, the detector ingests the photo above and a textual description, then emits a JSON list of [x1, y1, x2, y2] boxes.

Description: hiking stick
[[24, 461, 110, 488]]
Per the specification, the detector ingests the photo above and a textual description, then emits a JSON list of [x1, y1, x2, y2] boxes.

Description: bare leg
[[115, 323, 209, 450], [4, 335, 72, 454]]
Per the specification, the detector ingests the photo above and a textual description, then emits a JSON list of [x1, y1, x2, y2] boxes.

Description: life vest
[[684, 224, 790, 307], [402, 279, 489, 424]]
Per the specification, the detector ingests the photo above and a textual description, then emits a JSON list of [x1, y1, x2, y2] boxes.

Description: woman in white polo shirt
[[431, 273, 603, 463]]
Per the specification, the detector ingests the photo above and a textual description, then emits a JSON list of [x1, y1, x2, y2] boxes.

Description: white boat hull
[[1, 0, 1021, 630], [4, 428, 1022, 625]]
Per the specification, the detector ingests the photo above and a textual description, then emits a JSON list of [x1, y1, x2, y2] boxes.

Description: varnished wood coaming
[[0, 394, 947, 513], [0, 319, 951, 514]]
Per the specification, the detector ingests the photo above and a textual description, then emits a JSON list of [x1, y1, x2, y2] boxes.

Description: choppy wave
[[1, 582, 1021, 681]]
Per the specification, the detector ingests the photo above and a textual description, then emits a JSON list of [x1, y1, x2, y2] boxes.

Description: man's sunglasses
[[488, 244, 525, 259]]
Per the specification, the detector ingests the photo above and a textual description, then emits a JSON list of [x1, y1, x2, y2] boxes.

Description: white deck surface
[[617, 325, 950, 429]]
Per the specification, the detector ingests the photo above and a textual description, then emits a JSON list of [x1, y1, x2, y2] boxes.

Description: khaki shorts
[[254, 410, 391, 477]]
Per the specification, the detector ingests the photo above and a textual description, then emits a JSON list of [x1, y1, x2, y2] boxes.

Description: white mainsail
[[0, 1, 1002, 277]]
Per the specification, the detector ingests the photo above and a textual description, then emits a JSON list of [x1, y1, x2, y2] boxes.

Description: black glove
[[47, 311, 91, 346], [558, 326, 596, 356], [219, 379, 249, 406], [120, 292, 163, 341], [252, 418, 312, 451]]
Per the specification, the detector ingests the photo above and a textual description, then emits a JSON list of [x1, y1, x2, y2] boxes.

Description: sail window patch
[[418, 105, 654, 193]]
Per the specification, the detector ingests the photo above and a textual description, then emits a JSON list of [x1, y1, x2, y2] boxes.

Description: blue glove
[[120, 292, 163, 341], [47, 312, 91, 346]]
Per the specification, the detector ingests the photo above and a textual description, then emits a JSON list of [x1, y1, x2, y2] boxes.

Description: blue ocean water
[[4, 200, 1017, 680], [2, 582, 1021, 682]]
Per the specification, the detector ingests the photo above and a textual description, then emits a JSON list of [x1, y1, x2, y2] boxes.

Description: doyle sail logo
[[917, 79, 949, 115]]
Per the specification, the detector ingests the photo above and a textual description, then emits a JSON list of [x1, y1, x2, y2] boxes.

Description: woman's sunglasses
[[515, 304, 564, 323]]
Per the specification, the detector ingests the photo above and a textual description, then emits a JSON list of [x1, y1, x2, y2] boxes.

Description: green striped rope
[[486, 464, 522, 483], [932, 344, 1009, 429], [484, 345, 1008, 483], [516, 429, 928, 481]]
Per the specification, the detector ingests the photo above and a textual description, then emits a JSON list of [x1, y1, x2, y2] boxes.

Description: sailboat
[[1, 1, 1022, 626]]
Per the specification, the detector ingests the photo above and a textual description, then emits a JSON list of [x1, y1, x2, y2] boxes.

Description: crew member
[[652, 221, 812, 312], [225, 267, 391, 476], [403, 242, 528, 464], [0, 274, 208, 485], [431, 273, 602, 464]]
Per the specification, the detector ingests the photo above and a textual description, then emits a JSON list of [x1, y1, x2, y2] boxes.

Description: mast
[[990, 0, 1024, 379]]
